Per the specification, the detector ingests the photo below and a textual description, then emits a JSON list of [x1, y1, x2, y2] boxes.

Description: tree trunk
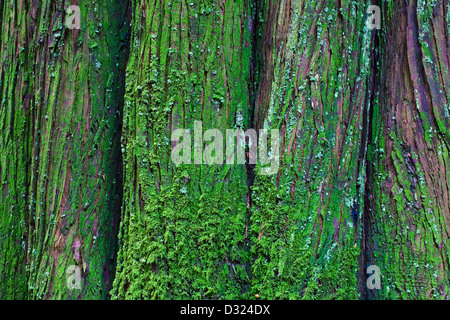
[[111, 0, 254, 299], [1, 0, 449, 300], [248, 0, 370, 299], [362, 0, 450, 299], [0, 0, 130, 299]]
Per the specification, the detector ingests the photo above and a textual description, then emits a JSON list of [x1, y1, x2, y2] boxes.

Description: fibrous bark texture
[[111, 0, 253, 299], [1, 0, 449, 300], [0, 0, 130, 299], [362, 0, 450, 299]]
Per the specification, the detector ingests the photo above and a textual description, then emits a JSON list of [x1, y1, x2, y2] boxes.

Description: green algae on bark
[[361, 0, 450, 299], [113, 0, 450, 300], [0, 0, 130, 299], [249, 0, 371, 299], [112, 0, 372, 299], [111, 0, 253, 299], [1, 0, 449, 301]]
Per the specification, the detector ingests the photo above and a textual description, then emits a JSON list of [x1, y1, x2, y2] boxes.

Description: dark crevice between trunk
[[107, 0, 132, 299], [242, 0, 265, 296], [358, 8, 381, 300]]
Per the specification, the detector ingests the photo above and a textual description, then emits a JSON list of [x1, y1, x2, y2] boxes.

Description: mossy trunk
[[248, 0, 371, 299], [112, 0, 370, 299], [362, 0, 450, 299], [111, 0, 254, 299], [0, 0, 130, 299], [1, 0, 449, 300], [112, 0, 450, 300]]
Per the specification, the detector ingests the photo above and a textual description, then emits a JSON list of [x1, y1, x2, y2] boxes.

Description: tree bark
[[0, 0, 130, 299], [248, 0, 370, 299], [1, 0, 449, 300], [111, 0, 254, 299], [362, 0, 450, 299]]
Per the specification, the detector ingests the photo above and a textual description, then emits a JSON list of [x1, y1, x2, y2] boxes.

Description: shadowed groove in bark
[[243, 0, 262, 295], [359, 10, 380, 299]]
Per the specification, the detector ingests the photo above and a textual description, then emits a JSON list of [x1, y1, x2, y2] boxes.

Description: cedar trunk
[[0, 0, 130, 299], [1, 0, 449, 299]]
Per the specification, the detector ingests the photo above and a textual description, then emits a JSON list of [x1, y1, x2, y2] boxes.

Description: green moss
[[0, 0, 130, 299]]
